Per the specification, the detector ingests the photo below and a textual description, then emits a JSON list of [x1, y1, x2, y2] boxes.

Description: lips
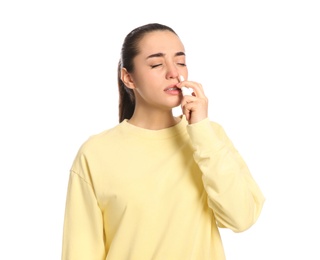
[[164, 84, 181, 92], [164, 87, 180, 92]]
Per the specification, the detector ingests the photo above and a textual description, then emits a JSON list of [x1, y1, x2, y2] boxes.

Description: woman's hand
[[178, 80, 208, 124]]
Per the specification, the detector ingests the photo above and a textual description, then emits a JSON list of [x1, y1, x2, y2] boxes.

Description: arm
[[187, 118, 265, 232], [62, 154, 106, 260]]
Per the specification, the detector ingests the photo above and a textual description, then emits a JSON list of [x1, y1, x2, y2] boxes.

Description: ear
[[121, 68, 135, 90]]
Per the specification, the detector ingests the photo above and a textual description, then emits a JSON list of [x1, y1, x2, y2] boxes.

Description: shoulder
[[77, 122, 125, 155], [70, 123, 124, 173]]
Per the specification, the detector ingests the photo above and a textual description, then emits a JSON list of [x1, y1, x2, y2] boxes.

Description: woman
[[62, 23, 265, 260]]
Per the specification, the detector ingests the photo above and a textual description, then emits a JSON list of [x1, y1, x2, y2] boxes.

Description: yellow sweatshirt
[[62, 116, 265, 260]]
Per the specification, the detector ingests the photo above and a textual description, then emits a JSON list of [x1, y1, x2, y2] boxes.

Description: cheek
[[133, 72, 155, 90], [131, 68, 164, 96], [134, 81, 160, 101], [131, 69, 149, 87]]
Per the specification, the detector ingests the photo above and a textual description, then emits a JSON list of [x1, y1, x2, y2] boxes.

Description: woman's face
[[130, 30, 188, 111]]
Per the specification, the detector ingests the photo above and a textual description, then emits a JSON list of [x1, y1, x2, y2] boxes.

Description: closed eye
[[150, 64, 162, 68]]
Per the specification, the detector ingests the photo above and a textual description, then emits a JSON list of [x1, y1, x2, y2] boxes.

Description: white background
[[1, 0, 319, 259]]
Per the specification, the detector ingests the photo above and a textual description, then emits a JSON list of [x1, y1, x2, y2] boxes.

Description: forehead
[[137, 30, 185, 56]]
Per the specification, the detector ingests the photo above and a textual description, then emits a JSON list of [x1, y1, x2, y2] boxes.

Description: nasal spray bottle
[[179, 75, 193, 96]]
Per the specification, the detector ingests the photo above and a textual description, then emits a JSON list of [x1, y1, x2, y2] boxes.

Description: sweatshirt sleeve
[[62, 153, 106, 260], [187, 118, 265, 232]]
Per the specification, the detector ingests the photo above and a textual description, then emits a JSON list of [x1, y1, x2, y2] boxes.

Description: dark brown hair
[[118, 23, 177, 122]]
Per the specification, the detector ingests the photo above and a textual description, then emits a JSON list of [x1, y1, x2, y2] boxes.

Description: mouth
[[164, 87, 180, 92], [164, 84, 181, 92]]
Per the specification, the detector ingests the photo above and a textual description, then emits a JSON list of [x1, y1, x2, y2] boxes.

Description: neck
[[127, 108, 180, 130]]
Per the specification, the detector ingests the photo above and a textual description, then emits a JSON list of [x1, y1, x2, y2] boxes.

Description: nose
[[165, 62, 179, 80]]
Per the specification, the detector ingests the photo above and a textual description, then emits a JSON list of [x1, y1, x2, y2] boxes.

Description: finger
[[180, 95, 197, 108], [186, 82, 206, 99], [182, 104, 191, 121], [178, 81, 206, 99], [181, 98, 208, 123], [181, 99, 196, 119]]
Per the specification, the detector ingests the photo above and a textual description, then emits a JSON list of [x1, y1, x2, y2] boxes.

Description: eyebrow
[[146, 51, 186, 59]]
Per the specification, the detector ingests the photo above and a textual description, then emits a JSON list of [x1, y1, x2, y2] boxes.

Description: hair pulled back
[[118, 23, 177, 122]]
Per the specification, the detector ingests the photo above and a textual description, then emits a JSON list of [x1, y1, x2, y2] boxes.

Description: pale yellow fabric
[[62, 116, 265, 260]]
